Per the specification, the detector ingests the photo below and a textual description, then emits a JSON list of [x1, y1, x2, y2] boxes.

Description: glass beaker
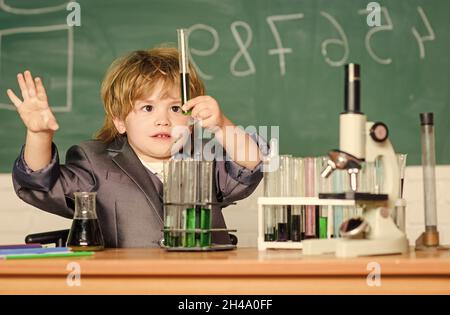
[[67, 192, 104, 251]]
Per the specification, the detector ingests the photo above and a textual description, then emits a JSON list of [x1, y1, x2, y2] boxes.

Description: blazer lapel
[[109, 137, 164, 224]]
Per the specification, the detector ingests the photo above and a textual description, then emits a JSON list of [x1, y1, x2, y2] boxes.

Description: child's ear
[[112, 117, 127, 134]]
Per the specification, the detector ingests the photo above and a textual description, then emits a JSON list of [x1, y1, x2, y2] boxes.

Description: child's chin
[[145, 147, 172, 159], [145, 153, 171, 160]]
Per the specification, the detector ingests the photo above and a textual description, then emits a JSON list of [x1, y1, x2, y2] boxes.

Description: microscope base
[[302, 239, 338, 255], [302, 237, 409, 257], [336, 238, 409, 257]]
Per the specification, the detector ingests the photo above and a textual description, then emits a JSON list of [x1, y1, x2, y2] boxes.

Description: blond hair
[[96, 47, 205, 143]]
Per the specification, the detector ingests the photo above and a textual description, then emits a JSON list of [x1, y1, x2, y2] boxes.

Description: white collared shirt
[[138, 158, 164, 182]]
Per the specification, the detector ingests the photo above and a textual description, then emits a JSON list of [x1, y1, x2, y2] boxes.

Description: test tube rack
[[257, 196, 356, 250], [162, 200, 238, 251]]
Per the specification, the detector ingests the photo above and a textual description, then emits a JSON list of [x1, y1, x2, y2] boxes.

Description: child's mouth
[[151, 133, 171, 140]]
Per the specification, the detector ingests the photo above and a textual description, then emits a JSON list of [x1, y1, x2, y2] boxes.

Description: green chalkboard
[[1, 0, 449, 172]]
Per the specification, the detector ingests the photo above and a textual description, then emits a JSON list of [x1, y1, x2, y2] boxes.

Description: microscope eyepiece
[[420, 112, 434, 126], [344, 63, 361, 114]]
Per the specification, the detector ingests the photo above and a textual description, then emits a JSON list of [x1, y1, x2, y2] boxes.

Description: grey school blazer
[[12, 135, 264, 248]]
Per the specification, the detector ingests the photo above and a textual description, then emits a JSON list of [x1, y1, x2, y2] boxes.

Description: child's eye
[[141, 105, 154, 112], [171, 105, 182, 113]]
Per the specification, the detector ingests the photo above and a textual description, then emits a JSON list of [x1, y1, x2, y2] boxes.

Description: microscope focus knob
[[370, 122, 389, 142]]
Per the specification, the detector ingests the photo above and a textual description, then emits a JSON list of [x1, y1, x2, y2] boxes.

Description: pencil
[[4, 251, 94, 260]]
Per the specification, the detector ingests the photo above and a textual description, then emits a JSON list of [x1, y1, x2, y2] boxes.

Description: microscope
[[302, 64, 409, 257]]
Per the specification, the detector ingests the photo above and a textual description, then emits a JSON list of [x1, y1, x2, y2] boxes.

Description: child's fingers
[[190, 102, 209, 118], [6, 89, 22, 108], [24, 70, 37, 97], [181, 96, 210, 112], [199, 116, 220, 132], [181, 100, 197, 112], [34, 77, 48, 101], [17, 73, 29, 100], [193, 108, 211, 120], [48, 118, 59, 131]]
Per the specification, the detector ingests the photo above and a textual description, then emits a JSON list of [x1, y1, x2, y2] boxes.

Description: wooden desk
[[1, 247, 450, 294]]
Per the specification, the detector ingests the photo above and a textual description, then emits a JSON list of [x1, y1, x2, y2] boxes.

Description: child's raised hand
[[7, 70, 59, 133], [181, 95, 225, 132]]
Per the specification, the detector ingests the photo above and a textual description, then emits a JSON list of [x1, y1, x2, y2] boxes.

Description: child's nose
[[155, 118, 169, 126], [154, 111, 170, 126]]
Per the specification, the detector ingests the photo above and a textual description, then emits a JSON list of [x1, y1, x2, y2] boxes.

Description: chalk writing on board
[[412, 6, 436, 59], [187, 6, 435, 80], [0, 2, 437, 97], [358, 6, 393, 65], [0, 0, 69, 15], [266, 13, 304, 76], [0, 1, 73, 112], [320, 11, 349, 67], [230, 21, 255, 77], [187, 24, 220, 81]]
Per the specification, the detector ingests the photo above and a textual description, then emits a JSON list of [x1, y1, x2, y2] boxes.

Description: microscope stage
[[319, 192, 388, 201]]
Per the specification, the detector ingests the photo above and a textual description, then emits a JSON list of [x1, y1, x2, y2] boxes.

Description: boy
[[8, 47, 267, 248]]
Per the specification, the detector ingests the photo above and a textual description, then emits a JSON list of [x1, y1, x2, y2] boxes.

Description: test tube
[[163, 160, 184, 247], [420, 113, 438, 237], [290, 157, 304, 241], [394, 154, 407, 232], [199, 161, 213, 247], [300, 205, 306, 240], [264, 206, 276, 241], [304, 157, 316, 238], [284, 156, 292, 240], [332, 169, 345, 238], [263, 144, 279, 241], [182, 159, 197, 247], [317, 156, 330, 239], [263, 145, 277, 239], [263, 173, 277, 241], [292, 157, 305, 197], [177, 29, 190, 112], [290, 205, 302, 241], [276, 155, 291, 241], [397, 154, 407, 198]]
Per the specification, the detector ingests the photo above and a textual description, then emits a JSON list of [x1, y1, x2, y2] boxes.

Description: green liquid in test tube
[[200, 208, 211, 247], [164, 226, 171, 247], [319, 217, 328, 239], [183, 207, 211, 247], [185, 207, 196, 247]]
